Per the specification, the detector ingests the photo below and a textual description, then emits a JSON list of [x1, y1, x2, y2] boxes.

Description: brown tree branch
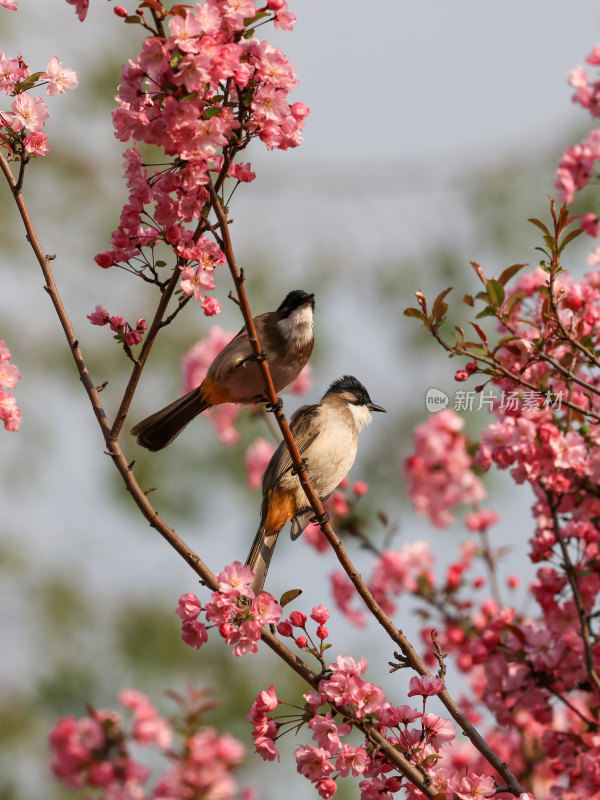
[[0, 152, 440, 798], [206, 179, 525, 797]]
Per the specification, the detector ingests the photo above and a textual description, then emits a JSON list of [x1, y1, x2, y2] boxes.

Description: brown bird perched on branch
[[246, 375, 385, 594], [132, 290, 315, 451]]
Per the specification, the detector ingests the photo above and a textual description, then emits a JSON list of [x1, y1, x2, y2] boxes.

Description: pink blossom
[[42, 56, 78, 96], [295, 744, 334, 783], [352, 480, 369, 496], [205, 592, 236, 626], [87, 305, 110, 326], [225, 619, 261, 656], [350, 680, 385, 718], [245, 437, 275, 488], [179, 265, 215, 301], [421, 713, 456, 751], [407, 674, 445, 697], [404, 409, 486, 528], [581, 212, 600, 237], [65, 0, 89, 21], [202, 295, 222, 316], [308, 714, 351, 753], [0, 52, 25, 93], [181, 619, 208, 649], [0, 360, 20, 390], [251, 592, 282, 626], [316, 778, 337, 799], [248, 685, 278, 720], [335, 744, 369, 777], [290, 362, 312, 394], [0, 0, 17, 8], [454, 772, 495, 798], [215, 561, 255, 597], [11, 92, 49, 132], [310, 605, 329, 624], [0, 392, 22, 431], [465, 509, 500, 532], [588, 45, 600, 65], [175, 592, 202, 621], [23, 132, 49, 156], [331, 571, 367, 626]]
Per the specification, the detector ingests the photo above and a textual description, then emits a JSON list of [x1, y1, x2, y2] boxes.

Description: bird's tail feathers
[[246, 525, 280, 595], [131, 386, 211, 451]]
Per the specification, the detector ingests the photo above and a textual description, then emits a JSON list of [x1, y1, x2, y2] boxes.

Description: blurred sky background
[[2, 1, 600, 798]]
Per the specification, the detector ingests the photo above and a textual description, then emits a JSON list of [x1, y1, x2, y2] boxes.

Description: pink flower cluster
[[95, 0, 307, 314], [50, 688, 248, 799], [275, 604, 330, 659], [0, 338, 22, 431], [249, 658, 497, 799], [87, 303, 148, 347], [404, 409, 486, 528], [555, 42, 600, 265], [0, 53, 77, 157], [176, 561, 282, 657], [401, 256, 600, 795]]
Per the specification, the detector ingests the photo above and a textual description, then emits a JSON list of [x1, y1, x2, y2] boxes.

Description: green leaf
[[125, 14, 142, 23], [486, 279, 505, 306], [558, 228, 584, 251], [475, 306, 498, 319], [497, 263, 527, 286], [15, 71, 44, 92], [504, 290, 526, 315], [280, 589, 302, 608], [403, 308, 426, 322], [204, 107, 222, 119], [528, 217, 551, 237]]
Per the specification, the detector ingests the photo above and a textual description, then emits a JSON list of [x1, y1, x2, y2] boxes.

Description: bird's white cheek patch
[[349, 403, 372, 432], [277, 305, 313, 345]]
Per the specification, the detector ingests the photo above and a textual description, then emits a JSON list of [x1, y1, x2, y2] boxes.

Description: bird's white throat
[[277, 304, 314, 345], [348, 403, 372, 432]]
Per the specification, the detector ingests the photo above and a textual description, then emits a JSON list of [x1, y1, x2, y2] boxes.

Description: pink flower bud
[[310, 605, 330, 624], [114, 5, 129, 16], [276, 619, 293, 637], [295, 636, 308, 649], [291, 101, 309, 121], [352, 481, 369, 496], [289, 611, 306, 627], [95, 252, 114, 269], [316, 624, 328, 640], [454, 369, 469, 382]]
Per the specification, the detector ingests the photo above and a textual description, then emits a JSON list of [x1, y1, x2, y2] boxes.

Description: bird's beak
[[368, 402, 386, 413]]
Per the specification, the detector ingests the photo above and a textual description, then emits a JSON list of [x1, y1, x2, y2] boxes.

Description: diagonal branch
[[206, 179, 526, 797], [1, 152, 440, 798]]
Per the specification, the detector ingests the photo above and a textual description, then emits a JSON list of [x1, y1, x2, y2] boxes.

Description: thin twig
[[545, 487, 600, 697]]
